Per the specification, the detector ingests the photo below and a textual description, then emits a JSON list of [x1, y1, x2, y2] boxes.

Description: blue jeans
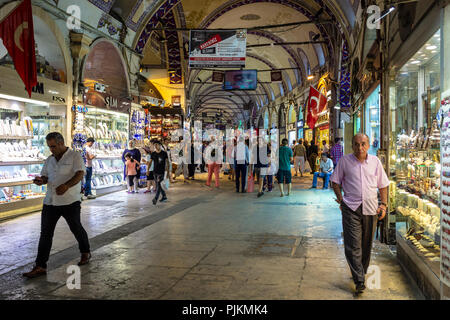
[[312, 172, 332, 189], [84, 167, 93, 196]]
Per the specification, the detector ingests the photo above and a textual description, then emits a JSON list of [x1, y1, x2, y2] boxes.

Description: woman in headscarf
[[122, 140, 142, 180]]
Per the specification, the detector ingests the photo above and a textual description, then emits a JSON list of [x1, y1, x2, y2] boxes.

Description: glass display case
[[389, 29, 442, 299], [84, 108, 129, 195], [0, 161, 46, 220]]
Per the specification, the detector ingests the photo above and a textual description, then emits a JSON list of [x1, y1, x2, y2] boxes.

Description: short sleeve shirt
[[151, 151, 168, 174], [41, 148, 86, 206], [330, 154, 389, 215], [279, 146, 293, 171]]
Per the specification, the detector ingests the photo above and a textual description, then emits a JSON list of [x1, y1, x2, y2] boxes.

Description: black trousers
[[36, 201, 90, 269], [235, 164, 247, 192], [154, 173, 167, 201], [341, 202, 378, 284]]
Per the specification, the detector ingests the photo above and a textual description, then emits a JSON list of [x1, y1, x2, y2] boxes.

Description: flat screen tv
[[223, 70, 257, 90]]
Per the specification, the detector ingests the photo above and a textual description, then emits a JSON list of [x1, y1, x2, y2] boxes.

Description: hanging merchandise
[[441, 98, 450, 287], [130, 108, 147, 146]]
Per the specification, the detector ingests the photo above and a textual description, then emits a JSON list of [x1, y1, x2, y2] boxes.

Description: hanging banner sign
[[306, 86, 328, 129], [189, 29, 247, 68]]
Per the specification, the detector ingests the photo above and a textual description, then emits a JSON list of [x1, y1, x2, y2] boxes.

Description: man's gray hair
[[46, 132, 64, 143], [352, 133, 370, 145]]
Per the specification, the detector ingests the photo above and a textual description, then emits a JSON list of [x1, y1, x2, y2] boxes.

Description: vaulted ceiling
[[88, 0, 359, 125]]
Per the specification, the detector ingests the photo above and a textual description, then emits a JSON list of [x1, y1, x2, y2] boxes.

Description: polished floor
[[0, 172, 423, 300]]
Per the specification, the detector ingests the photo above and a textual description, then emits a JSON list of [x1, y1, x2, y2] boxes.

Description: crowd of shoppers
[[22, 131, 388, 296]]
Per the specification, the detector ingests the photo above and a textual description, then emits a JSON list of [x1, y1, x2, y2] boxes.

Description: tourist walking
[[125, 153, 140, 193], [149, 141, 170, 205], [23, 132, 91, 278], [174, 137, 189, 183], [293, 138, 307, 177], [205, 144, 221, 188], [163, 137, 175, 183], [331, 133, 389, 295], [83, 137, 96, 200], [277, 138, 293, 197], [143, 144, 155, 193], [233, 138, 249, 193], [255, 136, 271, 198], [308, 142, 319, 172], [311, 153, 334, 189]]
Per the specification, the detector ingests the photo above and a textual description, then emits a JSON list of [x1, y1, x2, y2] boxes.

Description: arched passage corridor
[[1, 0, 443, 304]]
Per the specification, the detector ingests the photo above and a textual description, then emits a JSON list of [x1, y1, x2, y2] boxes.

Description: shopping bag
[[161, 172, 170, 191], [247, 174, 255, 193], [304, 160, 312, 173]]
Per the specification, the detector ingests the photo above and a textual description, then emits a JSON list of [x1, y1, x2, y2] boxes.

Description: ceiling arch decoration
[[198, 0, 334, 59], [163, 10, 183, 84], [134, 0, 355, 61], [247, 29, 305, 80], [245, 52, 288, 94]]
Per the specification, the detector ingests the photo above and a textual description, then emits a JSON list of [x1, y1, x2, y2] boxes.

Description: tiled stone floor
[[0, 172, 423, 300]]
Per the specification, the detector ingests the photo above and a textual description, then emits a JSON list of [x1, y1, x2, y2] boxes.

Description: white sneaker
[[81, 195, 88, 200], [87, 195, 96, 199]]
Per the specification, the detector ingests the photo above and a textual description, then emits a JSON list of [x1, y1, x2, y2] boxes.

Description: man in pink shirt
[[331, 133, 389, 295]]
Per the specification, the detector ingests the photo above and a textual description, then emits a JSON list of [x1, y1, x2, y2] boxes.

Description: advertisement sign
[[189, 29, 247, 68]]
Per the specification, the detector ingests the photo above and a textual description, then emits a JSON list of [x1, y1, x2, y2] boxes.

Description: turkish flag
[[306, 86, 327, 129], [0, 0, 37, 97]]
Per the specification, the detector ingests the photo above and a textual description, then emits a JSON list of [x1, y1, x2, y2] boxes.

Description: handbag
[[304, 160, 312, 173], [247, 173, 255, 193]]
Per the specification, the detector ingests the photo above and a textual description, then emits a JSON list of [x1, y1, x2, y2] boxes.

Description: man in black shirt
[[148, 141, 170, 205]]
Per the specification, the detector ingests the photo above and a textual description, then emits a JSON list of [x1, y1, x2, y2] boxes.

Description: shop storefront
[[315, 112, 330, 147], [365, 85, 381, 155], [80, 40, 131, 196], [0, 10, 71, 220], [354, 107, 362, 135], [287, 104, 297, 146], [264, 109, 269, 129], [0, 70, 69, 220], [297, 102, 304, 139], [278, 105, 286, 142], [389, 29, 442, 299]]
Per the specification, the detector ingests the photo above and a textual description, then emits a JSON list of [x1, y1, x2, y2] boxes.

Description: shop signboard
[[0, 66, 68, 105], [85, 91, 130, 113], [316, 113, 329, 127], [189, 29, 247, 68]]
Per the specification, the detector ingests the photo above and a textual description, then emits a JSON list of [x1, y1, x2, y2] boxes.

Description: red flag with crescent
[[306, 86, 327, 129], [0, 0, 37, 97]]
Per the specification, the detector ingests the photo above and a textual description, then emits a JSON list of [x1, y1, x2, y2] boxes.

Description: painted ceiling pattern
[[87, 0, 359, 120]]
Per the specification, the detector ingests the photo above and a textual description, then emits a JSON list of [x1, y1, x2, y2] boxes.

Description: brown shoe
[[78, 253, 91, 266], [23, 266, 47, 279]]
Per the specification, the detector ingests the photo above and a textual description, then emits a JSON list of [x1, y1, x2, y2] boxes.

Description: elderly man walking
[[331, 133, 389, 295]]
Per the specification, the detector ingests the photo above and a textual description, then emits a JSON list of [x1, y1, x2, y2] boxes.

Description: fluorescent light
[[431, 50, 437, 53], [374, 6, 395, 23], [426, 45, 437, 50], [411, 61, 420, 64], [87, 107, 129, 117], [0, 93, 49, 106]]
